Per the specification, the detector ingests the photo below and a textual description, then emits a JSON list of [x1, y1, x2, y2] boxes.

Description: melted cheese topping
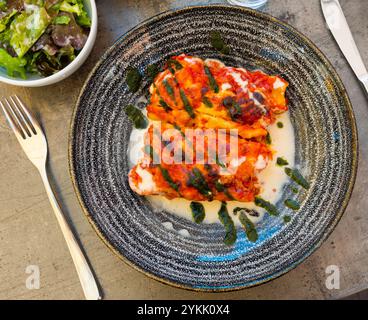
[[128, 54, 292, 224], [130, 111, 295, 225]]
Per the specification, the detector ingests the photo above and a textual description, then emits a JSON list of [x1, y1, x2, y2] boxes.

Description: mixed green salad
[[0, 0, 91, 78]]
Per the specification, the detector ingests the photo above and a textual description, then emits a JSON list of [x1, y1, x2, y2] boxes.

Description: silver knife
[[321, 0, 368, 94]]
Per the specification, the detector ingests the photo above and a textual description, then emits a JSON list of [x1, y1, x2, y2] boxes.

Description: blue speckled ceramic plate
[[69, 5, 358, 291]]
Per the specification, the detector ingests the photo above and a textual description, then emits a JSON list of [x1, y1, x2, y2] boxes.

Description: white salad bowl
[[0, 0, 97, 87]]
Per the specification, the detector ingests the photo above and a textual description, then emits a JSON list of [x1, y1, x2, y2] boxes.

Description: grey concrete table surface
[[0, 0, 367, 300]]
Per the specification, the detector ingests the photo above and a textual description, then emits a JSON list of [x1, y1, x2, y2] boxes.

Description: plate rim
[[68, 4, 359, 293]]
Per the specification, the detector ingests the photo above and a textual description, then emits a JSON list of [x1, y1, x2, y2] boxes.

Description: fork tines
[[0, 96, 37, 139]]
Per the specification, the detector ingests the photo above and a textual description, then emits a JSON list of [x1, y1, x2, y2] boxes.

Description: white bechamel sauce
[[162, 73, 172, 81], [178, 229, 190, 237], [162, 221, 191, 237], [273, 77, 285, 89], [162, 221, 174, 231], [221, 83, 232, 91], [255, 155, 267, 170], [230, 71, 249, 92], [204, 58, 225, 68], [230, 156, 246, 169], [127, 121, 146, 167], [184, 56, 203, 65], [129, 111, 295, 226], [135, 166, 156, 193]]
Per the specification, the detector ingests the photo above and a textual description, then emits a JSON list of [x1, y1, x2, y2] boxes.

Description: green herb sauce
[[215, 181, 235, 200], [266, 132, 272, 145], [187, 168, 213, 200], [126, 67, 142, 93], [159, 99, 172, 112], [124, 105, 148, 129], [202, 96, 213, 108], [255, 197, 279, 216], [167, 58, 183, 71], [283, 215, 291, 223], [180, 89, 195, 119], [223, 97, 242, 120], [190, 202, 206, 224], [285, 168, 310, 190], [221, 45, 230, 55], [284, 199, 300, 210], [204, 66, 219, 93], [210, 31, 230, 54], [276, 157, 289, 166], [163, 79, 175, 100], [147, 64, 159, 82], [159, 166, 180, 193], [239, 212, 258, 243], [218, 202, 237, 246], [233, 207, 260, 217]]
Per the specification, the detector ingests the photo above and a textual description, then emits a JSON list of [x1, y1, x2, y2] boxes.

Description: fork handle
[[360, 74, 368, 97], [38, 167, 101, 300]]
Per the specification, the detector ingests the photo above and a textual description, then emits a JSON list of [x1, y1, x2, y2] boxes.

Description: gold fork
[[0, 96, 101, 300]]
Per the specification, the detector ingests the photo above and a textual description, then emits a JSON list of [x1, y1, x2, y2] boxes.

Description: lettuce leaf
[[75, 0, 90, 27], [24, 0, 46, 6], [0, 47, 27, 78], [53, 14, 70, 24], [9, 5, 51, 57], [26, 43, 75, 76], [0, 0, 7, 11], [0, 9, 17, 32], [59, 0, 90, 27], [0, 28, 11, 44], [51, 12, 87, 50]]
